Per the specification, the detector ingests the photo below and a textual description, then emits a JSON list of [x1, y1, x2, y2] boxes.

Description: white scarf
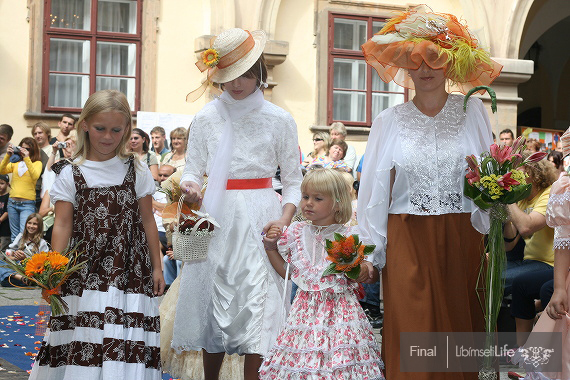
[[17, 161, 28, 177], [202, 88, 265, 222]]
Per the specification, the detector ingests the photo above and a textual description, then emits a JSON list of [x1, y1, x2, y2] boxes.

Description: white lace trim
[[262, 358, 385, 374], [553, 237, 570, 250], [270, 342, 379, 354], [282, 319, 371, 331], [546, 191, 570, 205]]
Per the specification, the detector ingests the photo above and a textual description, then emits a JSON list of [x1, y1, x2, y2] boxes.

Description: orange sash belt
[[226, 177, 272, 190]]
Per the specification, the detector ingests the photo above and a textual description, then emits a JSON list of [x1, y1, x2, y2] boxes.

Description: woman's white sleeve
[[181, 116, 208, 186], [464, 97, 493, 234], [357, 110, 395, 269], [277, 114, 303, 207]]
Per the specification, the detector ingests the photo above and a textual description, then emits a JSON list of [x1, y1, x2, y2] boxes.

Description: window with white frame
[[328, 14, 407, 127], [44, 0, 141, 112]]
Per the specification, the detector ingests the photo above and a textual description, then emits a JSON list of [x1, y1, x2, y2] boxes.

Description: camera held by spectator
[[10, 146, 22, 163]]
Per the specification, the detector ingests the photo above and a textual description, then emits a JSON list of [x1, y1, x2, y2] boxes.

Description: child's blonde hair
[[338, 170, 357, 200], [301, 168, 352, 224], [20, 213, 43, 253], [73, 90, 133, 164]]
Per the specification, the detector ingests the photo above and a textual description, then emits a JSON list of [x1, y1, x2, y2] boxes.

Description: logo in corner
[[519, 347, 554, 368]]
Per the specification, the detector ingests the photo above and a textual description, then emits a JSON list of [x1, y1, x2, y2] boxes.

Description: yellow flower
[[202, 48, 220, 68], [25, 253, 49, 277], [510, 169, 528, 185], [480, 174, 504, 197]]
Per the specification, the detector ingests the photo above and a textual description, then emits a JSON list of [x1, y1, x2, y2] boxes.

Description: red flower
[[466, 154, 479, 172], [490, 144, 513, 165], [466, 167, 481, 185], [496, 172, 520, 191], [525, 151, 548, 164]]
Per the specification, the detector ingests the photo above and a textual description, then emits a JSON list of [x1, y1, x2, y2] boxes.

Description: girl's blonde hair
[[338, 170, 357, 200], [310, 131, 331, 158], [301, 168, 352, 224], [20, 213, 43, 253], [73, 90, 133, 165]]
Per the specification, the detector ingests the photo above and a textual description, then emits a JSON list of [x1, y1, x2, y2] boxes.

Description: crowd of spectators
[[0, 118, 194, 290], [496, 128, 569, 347]]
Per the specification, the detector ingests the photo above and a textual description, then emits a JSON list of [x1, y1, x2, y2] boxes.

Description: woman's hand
[[51, 141, 60, 156], [262, 219, 287, 237], [546, 289, 568, 320], [6, 144, 14, 155], [19, 146, 29, 158], [180, 181, 202, 203]]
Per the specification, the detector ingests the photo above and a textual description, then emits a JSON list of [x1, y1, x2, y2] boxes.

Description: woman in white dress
[[171, 28, 302, 380]]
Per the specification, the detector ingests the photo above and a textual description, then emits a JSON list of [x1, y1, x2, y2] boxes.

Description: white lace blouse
[[357, 94, 493, 268]]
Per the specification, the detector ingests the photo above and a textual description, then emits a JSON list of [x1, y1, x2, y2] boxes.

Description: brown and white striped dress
[[29, 157, 161, 379]]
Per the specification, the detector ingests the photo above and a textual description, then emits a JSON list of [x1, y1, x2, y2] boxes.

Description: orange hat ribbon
[[187, 31, 255, 102]]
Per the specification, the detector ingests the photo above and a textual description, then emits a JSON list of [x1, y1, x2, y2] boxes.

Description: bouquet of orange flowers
[[322, 233, 375, 280], [2, 245, 86, 316]]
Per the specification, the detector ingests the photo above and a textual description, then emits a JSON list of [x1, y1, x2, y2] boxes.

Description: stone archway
[[518, 0, 570, 130]]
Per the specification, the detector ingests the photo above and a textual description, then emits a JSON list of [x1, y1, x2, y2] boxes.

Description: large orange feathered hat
[[361, 5, 503, 94]]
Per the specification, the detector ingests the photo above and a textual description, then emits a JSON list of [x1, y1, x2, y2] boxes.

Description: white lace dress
[[259, 222, 384, 379], [170, 99, 302, 358]]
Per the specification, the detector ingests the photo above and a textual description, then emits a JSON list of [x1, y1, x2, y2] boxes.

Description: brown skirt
[[382, 213, 485, 380]]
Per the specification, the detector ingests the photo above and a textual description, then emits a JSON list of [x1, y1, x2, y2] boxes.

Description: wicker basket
[[172, 195, 215, 262]]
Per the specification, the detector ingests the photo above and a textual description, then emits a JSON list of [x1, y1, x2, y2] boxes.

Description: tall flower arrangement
[[464, 87, 547, 378]]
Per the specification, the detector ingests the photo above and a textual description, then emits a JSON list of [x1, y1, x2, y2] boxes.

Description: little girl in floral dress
[[259, 168, 384, 379]]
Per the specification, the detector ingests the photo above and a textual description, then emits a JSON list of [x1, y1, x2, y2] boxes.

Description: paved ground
[[0, 287, 524, 380]]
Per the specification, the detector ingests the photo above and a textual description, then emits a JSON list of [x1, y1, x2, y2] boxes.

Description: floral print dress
[[259, 221, 385, 380]]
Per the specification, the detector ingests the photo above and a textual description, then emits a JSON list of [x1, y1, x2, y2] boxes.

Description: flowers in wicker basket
[[2, 244, 86, 316], [178, 210, 219, 236], [322, 233, 375, 280]]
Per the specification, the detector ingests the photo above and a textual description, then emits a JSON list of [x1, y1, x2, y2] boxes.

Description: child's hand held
[[266, 225, 282, 239], [546, 289, 568, 320]]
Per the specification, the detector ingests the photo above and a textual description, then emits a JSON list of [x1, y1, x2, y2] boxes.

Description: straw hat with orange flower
[[187, 28, 267, 101]]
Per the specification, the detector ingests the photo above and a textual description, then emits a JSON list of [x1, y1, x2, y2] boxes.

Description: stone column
[[480, 58, 534, 138]]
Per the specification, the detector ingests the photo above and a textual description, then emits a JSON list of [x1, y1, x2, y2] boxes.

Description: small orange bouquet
[[322, 233, 375, 280], [2, 245, 86, 316]]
